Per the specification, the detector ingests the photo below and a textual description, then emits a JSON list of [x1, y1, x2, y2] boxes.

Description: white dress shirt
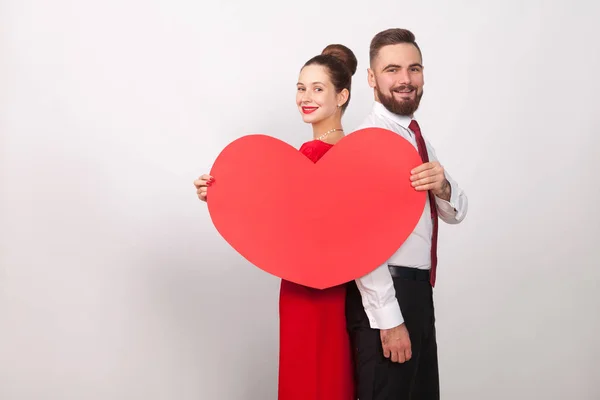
[[353, 101, 469, 329]]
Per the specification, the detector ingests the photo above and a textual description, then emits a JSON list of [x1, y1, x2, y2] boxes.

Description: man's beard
[[377, 84, 423, 116]]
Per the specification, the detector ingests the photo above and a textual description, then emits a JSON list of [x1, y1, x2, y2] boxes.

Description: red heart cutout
[[207, 128, 426, 289]]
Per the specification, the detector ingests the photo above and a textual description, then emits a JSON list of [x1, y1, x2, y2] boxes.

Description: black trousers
[[345, 270, 439, 400]]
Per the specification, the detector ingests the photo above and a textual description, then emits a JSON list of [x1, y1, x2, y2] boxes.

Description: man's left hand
[[410, 161, 451, 201]]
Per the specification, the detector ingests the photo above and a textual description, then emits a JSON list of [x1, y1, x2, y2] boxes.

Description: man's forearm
[[435, 178, 452, 202]]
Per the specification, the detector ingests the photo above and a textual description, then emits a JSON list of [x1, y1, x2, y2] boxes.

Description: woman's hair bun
[[321, 44, 357, 76]]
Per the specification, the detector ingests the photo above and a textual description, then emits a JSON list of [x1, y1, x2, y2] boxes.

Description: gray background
[[1, 0, 599, 399]]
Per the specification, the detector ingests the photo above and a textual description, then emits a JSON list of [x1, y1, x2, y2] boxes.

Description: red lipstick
[[302, 106, 318, 114]]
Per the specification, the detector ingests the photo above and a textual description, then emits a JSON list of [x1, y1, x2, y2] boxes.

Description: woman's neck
[[312, 114, 344, 144]]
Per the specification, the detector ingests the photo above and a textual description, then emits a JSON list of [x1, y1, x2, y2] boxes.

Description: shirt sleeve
[[354, 262, 404, 330], [434, 170, 468, 223]]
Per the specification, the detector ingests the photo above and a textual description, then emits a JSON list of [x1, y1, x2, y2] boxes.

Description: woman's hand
[[193, 174, 214, 202]]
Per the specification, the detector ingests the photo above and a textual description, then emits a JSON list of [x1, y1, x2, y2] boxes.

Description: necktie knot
[[408, 119, 420, 134]]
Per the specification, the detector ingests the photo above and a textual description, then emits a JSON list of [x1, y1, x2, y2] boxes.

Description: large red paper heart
[[207, 128, 426, 289]]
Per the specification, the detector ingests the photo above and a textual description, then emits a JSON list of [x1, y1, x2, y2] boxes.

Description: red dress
[[278, 140, 355, 400]]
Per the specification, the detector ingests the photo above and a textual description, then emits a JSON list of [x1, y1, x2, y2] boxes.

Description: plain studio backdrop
[[1, 0, 599, 399]]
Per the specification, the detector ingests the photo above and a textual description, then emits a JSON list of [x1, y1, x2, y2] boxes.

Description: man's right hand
[[193, 174, 213, 202], [380, 323, 412, 363]]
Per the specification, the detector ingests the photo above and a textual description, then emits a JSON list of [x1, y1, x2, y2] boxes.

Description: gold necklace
[[316, 128, 344, 141]]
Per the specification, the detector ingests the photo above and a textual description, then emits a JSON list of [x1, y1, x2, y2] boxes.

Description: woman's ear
[[337, 88, 350, 108]]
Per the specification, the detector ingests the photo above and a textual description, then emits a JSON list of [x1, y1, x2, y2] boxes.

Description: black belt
[[388, 265, 430, 282]]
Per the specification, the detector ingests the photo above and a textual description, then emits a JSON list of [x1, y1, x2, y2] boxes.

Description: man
[[345, 28, 468, 400]]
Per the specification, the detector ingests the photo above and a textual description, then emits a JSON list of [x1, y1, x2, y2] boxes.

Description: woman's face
[[296, 64, 340, 124]]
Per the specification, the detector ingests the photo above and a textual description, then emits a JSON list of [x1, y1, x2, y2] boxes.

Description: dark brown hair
[[302, 44, 357, 113], [369, 28, 422, 64]]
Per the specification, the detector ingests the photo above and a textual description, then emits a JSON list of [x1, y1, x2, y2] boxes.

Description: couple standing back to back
[[194, 28, 468, 400]]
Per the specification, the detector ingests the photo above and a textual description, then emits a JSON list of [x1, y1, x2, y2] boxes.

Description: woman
[[194, 44, 358, 400]]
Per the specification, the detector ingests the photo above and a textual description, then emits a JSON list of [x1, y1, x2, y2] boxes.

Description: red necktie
[[408, 120, 438, 287]]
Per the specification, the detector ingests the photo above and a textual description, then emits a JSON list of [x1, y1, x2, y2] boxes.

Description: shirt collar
[[372, 101, 415, 132]]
